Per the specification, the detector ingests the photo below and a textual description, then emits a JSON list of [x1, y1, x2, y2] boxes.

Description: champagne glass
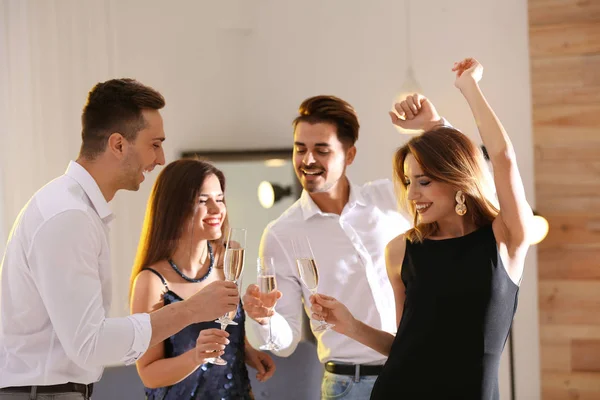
[[207, 228, 246, 366], [291, 235, 334, 332], [216, 228, 246, 326], [257, 256, 279, 351]]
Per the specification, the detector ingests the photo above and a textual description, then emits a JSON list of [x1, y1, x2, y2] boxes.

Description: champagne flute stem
[[268, 317, 273, 344], [309, 289, 326, 327]]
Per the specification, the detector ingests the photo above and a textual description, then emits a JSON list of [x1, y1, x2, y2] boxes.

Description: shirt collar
[[348, 181, 367, 207], [65, 161, 114, 222], [299, 190, 321, 221], [299, 180, 366, 221]]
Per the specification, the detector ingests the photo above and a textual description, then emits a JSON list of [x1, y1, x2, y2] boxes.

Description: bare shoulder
[[131, 262, 169, 313], [134, 268, 165, 292], [385, 234, 407, 273]]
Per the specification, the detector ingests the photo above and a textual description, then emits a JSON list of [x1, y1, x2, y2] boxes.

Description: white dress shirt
[[246, 179, 411, 365], [0, 161, 151, 387]]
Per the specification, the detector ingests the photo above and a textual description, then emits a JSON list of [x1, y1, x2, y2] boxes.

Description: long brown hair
[[393, 127, 499, 242], [129, 158, 229, 301]]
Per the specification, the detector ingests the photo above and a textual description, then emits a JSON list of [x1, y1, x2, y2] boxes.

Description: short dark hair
[[80, 78, 165, 159], [293, 95, 360, 148]]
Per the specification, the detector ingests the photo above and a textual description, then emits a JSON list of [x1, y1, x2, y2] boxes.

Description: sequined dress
[[143, 268, 253, 400]]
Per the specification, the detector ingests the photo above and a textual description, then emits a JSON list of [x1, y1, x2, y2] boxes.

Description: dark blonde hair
[[129, 158, 229, 301], [393, 127, 498, 242]]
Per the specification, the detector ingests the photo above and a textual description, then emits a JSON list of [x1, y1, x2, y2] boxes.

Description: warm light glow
[[264, 158, 287, 168], [393, 0, 421, 135], [258, 181, 275, 209], [392, 68, 423, 135], [529, 215, 549, 245]]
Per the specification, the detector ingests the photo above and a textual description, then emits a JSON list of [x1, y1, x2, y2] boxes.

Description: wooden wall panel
[[536, 144, 600, 161], [528, 0, 600, 25], [533, 103, 600, 132], [540, 325, 600, 344], [538, 215, 600, 248], [529, 0, 600, 397], [530, 23, 600, 57], [541, 372, 600, 400], [531, 55, 600, 105], [535, 196, 600, 215], [538, 247, 600, 280], [539, 281, 600, 325], [540, 343, 572, 371], [572, 340, 600, 372]]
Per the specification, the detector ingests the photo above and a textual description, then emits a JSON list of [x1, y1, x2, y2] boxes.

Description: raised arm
[[453, 58, 533, 253], [390, 93, 446, 132]]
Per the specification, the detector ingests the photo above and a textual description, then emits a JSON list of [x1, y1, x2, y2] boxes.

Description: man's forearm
[[148, 301, 194, 348]]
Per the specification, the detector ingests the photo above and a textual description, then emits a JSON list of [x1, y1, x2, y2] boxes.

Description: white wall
[[212, 160, 297, 286], [0, 0, 539, 398]]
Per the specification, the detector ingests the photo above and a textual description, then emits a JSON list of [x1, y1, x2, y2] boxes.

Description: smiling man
[[0, 79, 240, 400], [244, 95, 448, 399]]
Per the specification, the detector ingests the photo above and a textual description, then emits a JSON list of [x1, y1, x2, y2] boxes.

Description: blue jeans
[[321, 370, 378, 399]]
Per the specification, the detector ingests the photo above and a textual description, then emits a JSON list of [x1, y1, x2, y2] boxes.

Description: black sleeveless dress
[[370, 225, 519, 400], [143, 268, 253, 400]]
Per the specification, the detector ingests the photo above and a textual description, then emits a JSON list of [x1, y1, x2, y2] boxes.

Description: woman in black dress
[[311, 58, 532, 400]]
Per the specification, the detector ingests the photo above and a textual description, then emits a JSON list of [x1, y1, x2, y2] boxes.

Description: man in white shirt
[[0, 79, 239, 399], [244, 94, 447, 398]]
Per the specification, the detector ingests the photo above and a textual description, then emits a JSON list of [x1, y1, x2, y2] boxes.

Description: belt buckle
[[353, 364, 361, 383]]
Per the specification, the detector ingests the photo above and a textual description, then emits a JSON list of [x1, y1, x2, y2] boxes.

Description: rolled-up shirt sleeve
[[122, 313, 151, 365], [27, 210, 151, 368]]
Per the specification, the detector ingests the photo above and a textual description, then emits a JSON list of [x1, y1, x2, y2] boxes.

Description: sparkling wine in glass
[[207, 228, 246, 366], [224, 247, 245, 284], [291, 236, 334, 332], [258, 274, 277, 294], [257, 257, 279, 351]]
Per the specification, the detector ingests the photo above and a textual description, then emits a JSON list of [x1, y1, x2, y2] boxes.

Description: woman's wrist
[[423, 117, 446, 131], [459, 79, 481, 97]]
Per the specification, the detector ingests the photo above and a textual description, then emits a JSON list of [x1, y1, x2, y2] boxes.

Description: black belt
[[0, 383, 93, 397], [325, 361, 383, 377]]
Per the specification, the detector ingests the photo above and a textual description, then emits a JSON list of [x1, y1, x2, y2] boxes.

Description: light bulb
[[257, 181, 275, 209], [264, 159, 287, 168], [529, 215, 549, 245]]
